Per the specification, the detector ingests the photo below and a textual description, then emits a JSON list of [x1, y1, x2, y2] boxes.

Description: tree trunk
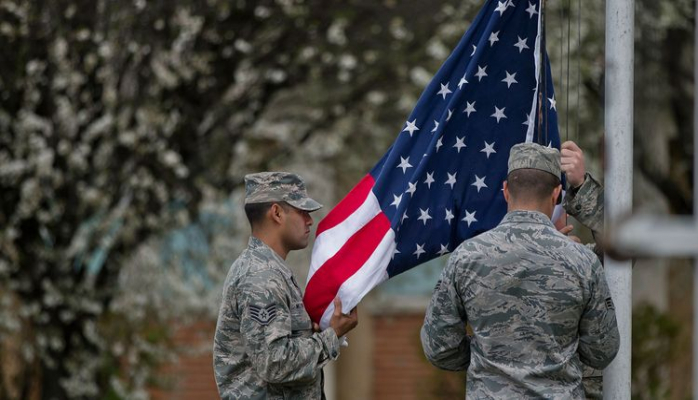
[[40, 360, 64, 400]]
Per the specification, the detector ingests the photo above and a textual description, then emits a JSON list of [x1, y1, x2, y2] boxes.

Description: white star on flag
[[481, 141, 497, 158], [523, 111, 535, 126], [435, 137, 443, 152], [463, 101, 477, 117], [424, 172, 435, 188], [526, 2, 538, 18], [471, 175, 488, 192], [405, 182, 417, 196], [437, 83, 453, 100], [462, 210, 478, 227], [397, 156, 413, 173], [417, 208, 433, 225], [392, 248, 400, 260], [413, 243, 426, 259], [514, 36, 529, 53], [437, 244, 450, 256], [475, 65, 488, 81], [445, 172, 457, 189], [453, 136, 467, 153], [391, 194, 403, 208], [458, 75, 469, 89], [403, 119, 420, 136], [495, 1, 509, 16], [548, 95, 557, 111], [445, 209, 455, 224], [491, 106, 507, 123], [489, 31, 500, 46], [502, 71, 518, 88]]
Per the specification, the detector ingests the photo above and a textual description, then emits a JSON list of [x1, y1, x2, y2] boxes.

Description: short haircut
[[506, 169, 560, 203], [244, 201, 290, 228]]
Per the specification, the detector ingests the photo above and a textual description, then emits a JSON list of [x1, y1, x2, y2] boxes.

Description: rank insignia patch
[[605, 297, 615, 311], [249, 304, 278, 325]]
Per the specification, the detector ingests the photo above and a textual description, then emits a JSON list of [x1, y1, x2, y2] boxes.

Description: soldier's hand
[[558, 224, 574, 236], [558, 223, 581, 243], [329, 297, 358, 338], [561, 141, 586, 188], [568, 235, 582, 243], [312, 323, 321, 333]]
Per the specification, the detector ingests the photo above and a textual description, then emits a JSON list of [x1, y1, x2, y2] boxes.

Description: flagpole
[[603, 0, 634, 398]]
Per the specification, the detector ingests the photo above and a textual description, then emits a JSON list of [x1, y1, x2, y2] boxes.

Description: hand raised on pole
[[561, 140, 586, 188]]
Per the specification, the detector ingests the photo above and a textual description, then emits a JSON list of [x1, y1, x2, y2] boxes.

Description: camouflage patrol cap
[[507, 142, 561, 180], [244, 172, 323, 212]]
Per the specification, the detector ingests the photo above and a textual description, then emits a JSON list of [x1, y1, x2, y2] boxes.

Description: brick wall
[[150, 321, 219, 400], [150, 314, 465, 400], [371, 313, 465, 400]]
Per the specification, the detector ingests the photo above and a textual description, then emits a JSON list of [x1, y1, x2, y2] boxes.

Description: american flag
[[304, 0, 561, 328]]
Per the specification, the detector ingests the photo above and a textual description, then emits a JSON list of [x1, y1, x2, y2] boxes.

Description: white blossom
[[327, 19, 348, 46]]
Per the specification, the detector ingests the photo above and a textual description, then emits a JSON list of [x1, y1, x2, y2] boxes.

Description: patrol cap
[[507, 142, 561, 180], [244, 172, 323, 212]]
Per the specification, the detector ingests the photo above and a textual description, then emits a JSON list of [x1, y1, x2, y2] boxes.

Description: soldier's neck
[[507, 202, 553, 219], [252, 230, 289, 260]]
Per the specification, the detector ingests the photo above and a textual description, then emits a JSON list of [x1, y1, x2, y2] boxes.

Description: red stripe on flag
[[304, 211, 391, 323], [315, 174, 375, 237]]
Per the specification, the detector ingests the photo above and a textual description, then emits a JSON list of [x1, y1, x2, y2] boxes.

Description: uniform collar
[[248, 236, 294, 279], [500, 210, 555, 228]]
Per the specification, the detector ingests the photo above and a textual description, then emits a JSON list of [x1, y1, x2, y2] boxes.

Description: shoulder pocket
[[290, 302, 312, 334]]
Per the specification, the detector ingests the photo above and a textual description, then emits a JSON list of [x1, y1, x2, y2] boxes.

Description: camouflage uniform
[[213, 172, 339, 400], [421, 143, 619, 399], [563, 173, 603, 236], [563, 172, 606, 399], [563, 173, 604, 260]]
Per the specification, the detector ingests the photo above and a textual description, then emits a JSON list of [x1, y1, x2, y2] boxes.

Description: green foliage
[[631, 303, 681, 400], [0, 0, 496, 397]]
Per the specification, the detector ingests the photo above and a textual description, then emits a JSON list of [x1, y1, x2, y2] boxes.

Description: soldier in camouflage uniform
[[421, 143, 619, 399], [561, 140, 606, 399], [213, 172, 358, 400]]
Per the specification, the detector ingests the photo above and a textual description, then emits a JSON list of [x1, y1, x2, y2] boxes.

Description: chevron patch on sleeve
[[249, 304, 278, 326], [605, 297, 615, 311]]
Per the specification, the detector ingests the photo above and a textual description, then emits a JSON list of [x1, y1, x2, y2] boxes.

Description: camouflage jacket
[[213, 237, 340, 400], [421, 210, 619, 399], [563, 173, 604, 260]]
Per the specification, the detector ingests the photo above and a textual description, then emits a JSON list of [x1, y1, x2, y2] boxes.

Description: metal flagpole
[[603, 0, 634, 398]]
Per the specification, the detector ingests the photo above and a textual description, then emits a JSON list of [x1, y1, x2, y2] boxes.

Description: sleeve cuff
[[564, 173, 597, 215], [319, 328, 341, 361]]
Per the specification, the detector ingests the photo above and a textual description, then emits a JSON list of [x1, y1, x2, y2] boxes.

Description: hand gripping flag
[[304, 0, 561, 328]]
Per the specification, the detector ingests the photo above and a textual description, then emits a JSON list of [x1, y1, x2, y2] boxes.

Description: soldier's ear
[[269, 203, 285, 224], [553, 184, 563, 205]]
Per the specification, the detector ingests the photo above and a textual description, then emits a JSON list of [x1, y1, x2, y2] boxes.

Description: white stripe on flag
[[552, 190, 567, 224], [319, 229, 396, 329], [526, 3, 544, 143], [308, 191, 382, 283]]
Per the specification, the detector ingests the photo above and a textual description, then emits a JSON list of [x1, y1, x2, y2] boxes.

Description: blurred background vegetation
[[0, 0, 694, 399]]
